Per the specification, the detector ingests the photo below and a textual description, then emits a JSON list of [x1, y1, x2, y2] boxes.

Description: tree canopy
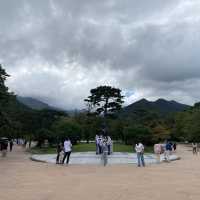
[[0, 64, 11, 108], [84, 85, 124, 116]]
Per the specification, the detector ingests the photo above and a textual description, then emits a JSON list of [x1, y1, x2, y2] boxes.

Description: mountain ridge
[[121, 98, 190, 117], [17, 96, 55, 110], [16, 96, 76, 115], [17, 96, 191, 116]]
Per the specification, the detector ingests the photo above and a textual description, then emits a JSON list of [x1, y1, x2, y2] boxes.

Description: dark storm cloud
[[0, 0, 179, 67], [0, 0, 200, 108]]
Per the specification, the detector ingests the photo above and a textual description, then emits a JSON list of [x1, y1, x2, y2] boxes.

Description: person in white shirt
[[192, 142, 198, 155], [62, 138, 72, 164], [135, 142, 145, 167], [98, 136, 103, 154]]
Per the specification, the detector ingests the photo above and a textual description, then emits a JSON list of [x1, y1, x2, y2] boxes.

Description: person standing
[[62, 138, 72, 165], [107, 136, 112, 155], [95, 135, 99, 154], [101, 138, 108, 166], [9, 140, 13, 152], [135, 142, 145, 167], [173, 142, 177, 153], [98, 136, 103, 154], [164, 141, 172, 162], [1, 140, 8, 157], [154, 143, 162, 163], [192, 142, 198, 155], [56, 143, 62, 164]]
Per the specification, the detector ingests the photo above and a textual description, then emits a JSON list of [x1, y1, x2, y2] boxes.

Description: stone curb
[[30, 153, 181, 165]]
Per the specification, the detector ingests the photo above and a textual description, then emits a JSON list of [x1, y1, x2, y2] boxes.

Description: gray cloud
[[1, 0, 200, 109]]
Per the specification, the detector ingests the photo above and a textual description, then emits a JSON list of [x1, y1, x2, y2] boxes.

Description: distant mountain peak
[[121, 98, 190, 117], [139, 98, 148, 102], [156, 98, 167, 102]]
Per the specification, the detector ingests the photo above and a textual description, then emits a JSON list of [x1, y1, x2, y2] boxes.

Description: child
[[59, 149, 65, 164], [56, 143, 63, 164]]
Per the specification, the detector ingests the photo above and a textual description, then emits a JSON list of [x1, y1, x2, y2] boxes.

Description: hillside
[[120, 98, 190, 118], [17, 96, 71, 114], [17, 96, 51, 110]]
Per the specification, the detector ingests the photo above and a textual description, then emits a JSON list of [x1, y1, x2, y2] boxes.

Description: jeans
[[62, 151, 71, 164], [164, 150, 170, 162], [96, 143, 98, 154], [98, 144, 102, 154], [102, 152, 108, 166], [108, 145, 111, 155], [193, 147, 198, 155], [137, 152, 145, 167], [56, 153, 60, 164]]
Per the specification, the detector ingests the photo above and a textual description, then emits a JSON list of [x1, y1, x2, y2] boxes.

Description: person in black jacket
[[9, 140, 13, 152], [1, 140, 8, 157], [56, 143, 63, 164]]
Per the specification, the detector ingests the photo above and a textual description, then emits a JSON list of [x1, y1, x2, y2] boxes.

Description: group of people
[[56, 138, 72, 165], [95, 135, 113, 166], [135, 140, 177, 167], [56, 135, 113, 166], [154, 141, 176, 163], [95, 135, 112, 155], [0, 139, 14, 157], [56, 138, 178, 167]]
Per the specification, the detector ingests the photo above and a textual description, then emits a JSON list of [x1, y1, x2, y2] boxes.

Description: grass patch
[[28, 143, 153, 154]]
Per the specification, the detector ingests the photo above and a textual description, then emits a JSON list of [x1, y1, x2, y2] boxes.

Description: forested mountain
[[121, 98, 190, 118], [17, 96, 52, 110], [17, 96, 68, 113], [174, 103, 200, 142], [17, 97, 190, 117]]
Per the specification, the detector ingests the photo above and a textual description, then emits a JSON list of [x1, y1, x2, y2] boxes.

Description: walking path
[[1, 145, 200, 200]]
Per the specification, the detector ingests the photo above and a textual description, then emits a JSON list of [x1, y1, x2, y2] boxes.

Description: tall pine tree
[[84, 85, 124, 134]]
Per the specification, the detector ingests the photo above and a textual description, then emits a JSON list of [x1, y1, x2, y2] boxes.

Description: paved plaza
[[31, 152, 179, 165], [2, 145, 200, 200]]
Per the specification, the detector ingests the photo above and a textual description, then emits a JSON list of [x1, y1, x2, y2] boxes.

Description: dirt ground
[[0, 145, 200, 200]]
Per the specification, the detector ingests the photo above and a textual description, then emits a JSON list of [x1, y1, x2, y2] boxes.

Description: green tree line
[[1, 64, 199, 147]]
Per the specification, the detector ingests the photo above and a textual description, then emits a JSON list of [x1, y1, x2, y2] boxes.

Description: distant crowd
[[95, 134, 113, 166], [135, 140, 177, 167], [95, 135, 112, 155], [56, 135, 113, 166], [56, 138, 177, 167], [2, 136, 199, 167]]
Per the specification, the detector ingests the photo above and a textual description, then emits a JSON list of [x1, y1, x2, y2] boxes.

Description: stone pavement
[[31, 152, 179, 165]]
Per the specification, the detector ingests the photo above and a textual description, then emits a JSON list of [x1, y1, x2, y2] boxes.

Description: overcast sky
[[1, 0, 200, 109]]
